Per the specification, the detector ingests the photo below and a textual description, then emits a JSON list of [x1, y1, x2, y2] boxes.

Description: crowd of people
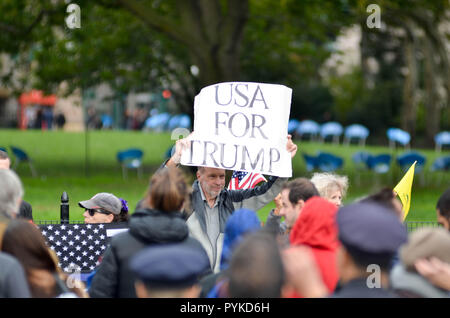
[[0, 135, 450, 299]]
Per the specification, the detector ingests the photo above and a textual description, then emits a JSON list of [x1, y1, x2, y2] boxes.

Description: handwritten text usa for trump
[[181, 82, 293, 177]]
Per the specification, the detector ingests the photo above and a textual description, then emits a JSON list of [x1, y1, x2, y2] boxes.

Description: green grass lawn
[[1, 129, 448, 223]]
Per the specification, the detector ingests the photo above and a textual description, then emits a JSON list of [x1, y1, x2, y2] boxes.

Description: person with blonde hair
[[310, 172, 348, 207]]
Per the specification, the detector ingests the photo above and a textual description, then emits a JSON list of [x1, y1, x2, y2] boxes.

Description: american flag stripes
[[228, 171, 267, 190]]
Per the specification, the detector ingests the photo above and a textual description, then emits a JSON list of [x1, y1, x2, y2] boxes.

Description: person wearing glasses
[[79, 193, 129, 224]]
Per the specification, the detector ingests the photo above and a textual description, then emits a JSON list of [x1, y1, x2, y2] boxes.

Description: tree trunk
[[117, 0, 249, 89], [178, 0, 249, 87], [401, 27, 418, 140], [423, 36, 441, 145]]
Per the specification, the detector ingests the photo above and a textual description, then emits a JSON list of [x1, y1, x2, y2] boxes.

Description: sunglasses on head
[[86, 208, 111, 217]]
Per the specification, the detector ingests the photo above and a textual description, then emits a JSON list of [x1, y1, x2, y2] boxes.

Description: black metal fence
[[34, 191, 84, 225], [404, 221, 441, 232], [33, 192, 442, 232]]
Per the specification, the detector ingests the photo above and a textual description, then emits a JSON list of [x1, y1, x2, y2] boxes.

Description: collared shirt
[[198, 184, 221, 251]]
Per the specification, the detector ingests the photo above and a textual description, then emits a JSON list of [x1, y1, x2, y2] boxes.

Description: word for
[[215, 112, 268, 139]]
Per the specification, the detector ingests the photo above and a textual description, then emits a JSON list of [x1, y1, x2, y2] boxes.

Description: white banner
[[180, 82, 293, 177]]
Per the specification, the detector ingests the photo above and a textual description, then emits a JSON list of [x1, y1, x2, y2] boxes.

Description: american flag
[[228, 171, 267, 190], [39, 223, 128, 273]]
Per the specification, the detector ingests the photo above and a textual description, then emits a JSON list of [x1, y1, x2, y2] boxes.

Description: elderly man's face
[[197, 167, 226, 200], [0, 158, 10, 170]]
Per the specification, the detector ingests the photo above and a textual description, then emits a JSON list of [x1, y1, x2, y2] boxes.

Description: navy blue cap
[[337, 202, 408, 255], [129, 244, 210, 288]]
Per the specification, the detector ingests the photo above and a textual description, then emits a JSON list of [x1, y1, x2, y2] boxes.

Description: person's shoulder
[[0, 252, 22, 271], [108, 228, 132, 248], [0, 252, 17, 264], [19, 200, 33, 220]]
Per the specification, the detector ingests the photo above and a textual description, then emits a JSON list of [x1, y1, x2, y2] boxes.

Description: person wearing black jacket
[[89, 166, 208, 298]]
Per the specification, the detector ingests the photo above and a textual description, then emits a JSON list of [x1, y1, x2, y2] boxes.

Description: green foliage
[[328, 67, 404, 141]]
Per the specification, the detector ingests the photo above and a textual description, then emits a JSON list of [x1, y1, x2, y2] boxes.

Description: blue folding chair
[[10, 146, 37, 177], [302, 153, 319, 172], [435, 131, 450, 152], [320, 122, 343, 144], [344, 124, 370, 147], [296, 120, 320, 141], [101, 114, 113, 129], [387, 128, 410, 149], [352, 151, 371, 169], [316, 152, 344, 172], [167, 114, 191, 131], [431, 156, 450, 172], [143, 112, 171, 132], [366, 154, 392, 174], [397, 151, 427, 185], [117, 148, 144, 179], [430, 156, 450, 186], [288, 119, 300, 135], [352, 151, 371, 185], [396, 152, 426, 174]]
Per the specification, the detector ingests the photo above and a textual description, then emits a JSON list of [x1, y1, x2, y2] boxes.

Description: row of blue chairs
[[1, 145, 143, 180], [302, 150, 450, 175], [143, 113, 191, 132], [288, 119, 450, 151]]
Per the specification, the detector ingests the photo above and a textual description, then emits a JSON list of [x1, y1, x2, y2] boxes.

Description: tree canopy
[[0, 0, 448, 143]]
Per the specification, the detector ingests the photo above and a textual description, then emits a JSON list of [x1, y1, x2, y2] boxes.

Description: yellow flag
[[393, 161, 416, 221]]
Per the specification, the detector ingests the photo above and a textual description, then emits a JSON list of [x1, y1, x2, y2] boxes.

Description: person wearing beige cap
[[390, 227, 450, 298], [79, 192, 129, 224]]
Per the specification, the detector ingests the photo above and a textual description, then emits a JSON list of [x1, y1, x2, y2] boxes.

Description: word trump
[[186, 140, 281, 173]]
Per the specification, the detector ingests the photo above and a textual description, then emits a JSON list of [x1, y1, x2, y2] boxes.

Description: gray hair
[[310, 172, 349, 199], [0, 169, 24, 218]]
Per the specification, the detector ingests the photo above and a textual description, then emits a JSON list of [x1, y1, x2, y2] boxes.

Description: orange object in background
[[18, 90, 57, 130]]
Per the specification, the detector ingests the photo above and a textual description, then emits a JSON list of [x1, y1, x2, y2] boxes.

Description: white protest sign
[[180, 82, 293, 177]]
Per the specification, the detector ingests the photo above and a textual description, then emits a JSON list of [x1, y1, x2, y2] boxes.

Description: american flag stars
[[39, 223, 116, 273]]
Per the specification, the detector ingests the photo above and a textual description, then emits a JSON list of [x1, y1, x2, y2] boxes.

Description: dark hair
[[228, 231, 285, 298], [112, 198, 129, 223], [437, 187, 450, 219], [2, 219, 59, 297], [0, 150, 9, 160], [112, 211, 129, 223], [282, 178, 319, 205], [147, 167, 189, 212], [361, 188, 397, 210]]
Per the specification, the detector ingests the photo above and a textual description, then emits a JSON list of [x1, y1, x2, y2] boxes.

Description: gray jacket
[[0, 252, 31, 298], [187, 176, 287, 272], [390, 263, 449, 298]]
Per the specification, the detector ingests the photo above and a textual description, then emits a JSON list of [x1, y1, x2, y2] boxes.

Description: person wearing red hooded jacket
[[289, 196, 340, 295]]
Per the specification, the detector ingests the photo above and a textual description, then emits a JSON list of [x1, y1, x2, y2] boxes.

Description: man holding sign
[[165, 82, 298, 273]]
